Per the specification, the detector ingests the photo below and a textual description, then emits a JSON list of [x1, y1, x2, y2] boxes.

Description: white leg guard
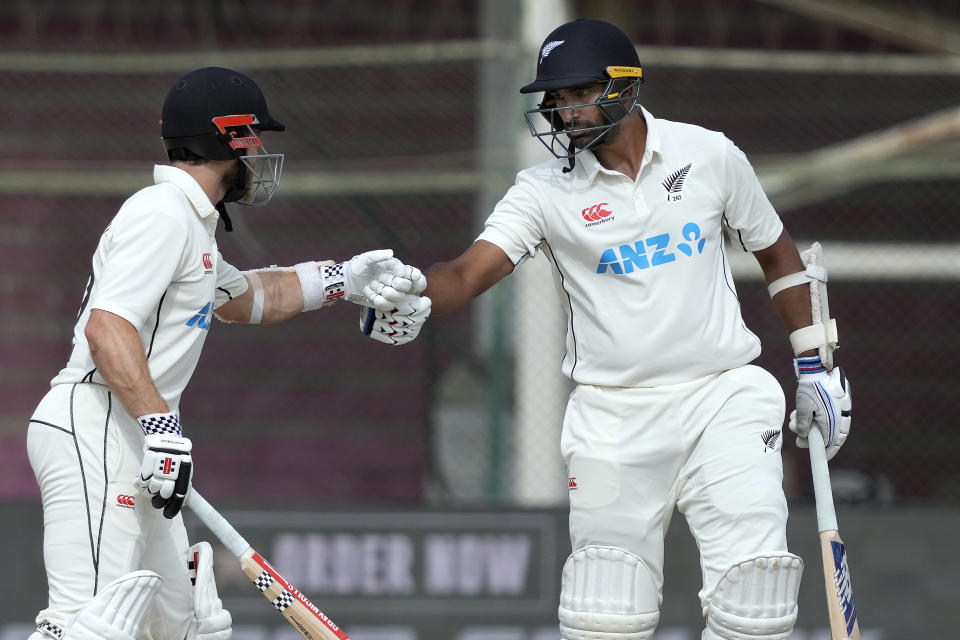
[[186, 541, 233, 640], [703, 553, 803, 640], [61, 570, 162, 640], [558, 546, 660, 640]]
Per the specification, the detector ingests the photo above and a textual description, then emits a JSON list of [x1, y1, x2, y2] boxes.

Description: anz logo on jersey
[[596, 222, 706, 274], [185, 302, 213, 330]]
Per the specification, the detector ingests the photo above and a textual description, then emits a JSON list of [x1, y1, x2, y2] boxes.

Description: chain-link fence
[[1, 0, 957, 508]]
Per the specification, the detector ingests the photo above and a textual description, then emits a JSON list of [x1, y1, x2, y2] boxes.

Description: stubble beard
[[568, 118, 621, 150], [222, 160, 248, 200]]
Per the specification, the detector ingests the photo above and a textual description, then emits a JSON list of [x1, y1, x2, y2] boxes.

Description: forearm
[[754, 230, 818, 357], [216, 268, 311, 324], [86, 310, 168, 417], [423, 262, 481, 317], [423, 240, 515, 317]]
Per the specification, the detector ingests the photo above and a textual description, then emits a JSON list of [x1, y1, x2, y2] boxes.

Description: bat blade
[[808, 428, 861, 640], [186, 491, 349, 640], [819, 530, 861, 640], [240, 548, 349, 640]]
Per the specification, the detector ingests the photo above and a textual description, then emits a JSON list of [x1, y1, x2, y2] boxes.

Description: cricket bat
[[808, 427, 861, 640], [187, 490, 349, 640]]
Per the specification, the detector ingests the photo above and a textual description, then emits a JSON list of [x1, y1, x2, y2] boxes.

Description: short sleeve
[[721, 138, 783, 252], [91, 209, 187, 330], [476, 171, 547, 265], [214, 254, 249, 308]]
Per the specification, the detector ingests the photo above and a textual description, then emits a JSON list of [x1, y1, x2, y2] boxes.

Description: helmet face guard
[[523, 66, 643, 165], [162, 113, 284, 207], [212, 115, 283, 206]]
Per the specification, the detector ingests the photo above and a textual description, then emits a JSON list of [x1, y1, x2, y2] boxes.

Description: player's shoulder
[[111, 182, 193, 235], [651, 113, 729, 156], [518, 156, 566, 182]]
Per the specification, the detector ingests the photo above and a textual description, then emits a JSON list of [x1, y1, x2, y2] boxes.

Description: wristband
[[137, 411, 182, 436], [794, 356, 827, 377], [294, 261, 328, 311]]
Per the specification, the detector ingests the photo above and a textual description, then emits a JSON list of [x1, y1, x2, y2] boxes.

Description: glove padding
[[136, 433, 193, 519], [344, 250, 427, 310], [361, 295, 432, 345], [789, 360, 852, 461]]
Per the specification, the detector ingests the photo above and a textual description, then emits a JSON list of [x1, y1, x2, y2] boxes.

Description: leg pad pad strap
[[558, 546, 660, 640], [704, 553, 803, 640]]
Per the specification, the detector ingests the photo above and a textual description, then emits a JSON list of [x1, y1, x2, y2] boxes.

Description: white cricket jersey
[[478, 107, 783, 387], [52, 165, 249, 410]]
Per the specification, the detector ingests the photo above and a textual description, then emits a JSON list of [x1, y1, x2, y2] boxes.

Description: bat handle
[[187, 489, 252, 558], [807, 427, 839, 533]]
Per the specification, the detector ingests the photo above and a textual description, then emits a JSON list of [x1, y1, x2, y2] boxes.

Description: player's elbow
[[84, 311, 108, 354], [84, 309, 136, 360]]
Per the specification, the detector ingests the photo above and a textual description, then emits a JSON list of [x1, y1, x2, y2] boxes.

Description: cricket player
[[25, 67, 428, 640], [380, 19, 853, 640]]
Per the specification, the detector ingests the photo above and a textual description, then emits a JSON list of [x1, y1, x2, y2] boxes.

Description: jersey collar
[[576, 105, 663, 182], [153, 164, 220, 232]]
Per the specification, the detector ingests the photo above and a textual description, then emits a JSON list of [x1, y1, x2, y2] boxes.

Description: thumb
[[355, 249, 394, 266], [795, 410, 813, 433]]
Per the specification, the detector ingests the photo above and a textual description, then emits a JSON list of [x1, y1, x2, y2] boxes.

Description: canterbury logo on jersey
[[186, 302, 213, 330], [116, 494, 135, 508], [581, 202, 614, 227], [596, 222, 706, 274]]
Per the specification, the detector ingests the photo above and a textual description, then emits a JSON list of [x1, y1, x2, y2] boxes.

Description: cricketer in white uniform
[[382, 19, 853, 640], [26, 67, 428, 640]]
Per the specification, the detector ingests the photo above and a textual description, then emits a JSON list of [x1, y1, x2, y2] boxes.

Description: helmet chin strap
[[215, 201, 233, 232], [561, 116, 622, 173], [215, 160, 249, 232], [562, 139, 576, 174]]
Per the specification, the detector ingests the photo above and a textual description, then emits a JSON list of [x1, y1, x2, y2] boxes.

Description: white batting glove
[[363, 260, 427, 309], [789, 356, 852, 461], [136, 432, 193, 519], [360, 295, 432, 345], [320, 250, 424, 311]]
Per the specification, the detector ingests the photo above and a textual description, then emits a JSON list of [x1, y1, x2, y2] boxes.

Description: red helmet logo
[[581, 203, 612, 221]]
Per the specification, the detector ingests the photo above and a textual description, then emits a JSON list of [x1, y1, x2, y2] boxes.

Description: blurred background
[[1, 0, 958, 638]]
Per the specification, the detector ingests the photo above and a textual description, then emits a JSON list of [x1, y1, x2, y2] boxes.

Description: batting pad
[[558, 545, 660, 640], [186, 541, 232, 640], [704, 553, 803, 640], [63, 570, 161, 640]]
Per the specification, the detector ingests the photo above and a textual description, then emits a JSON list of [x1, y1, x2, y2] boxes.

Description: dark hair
[[166, 147, 206, 165]]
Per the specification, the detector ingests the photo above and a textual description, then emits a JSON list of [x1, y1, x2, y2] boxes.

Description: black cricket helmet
[[521, 19, 644, 171], [161, 67, 285, 206]]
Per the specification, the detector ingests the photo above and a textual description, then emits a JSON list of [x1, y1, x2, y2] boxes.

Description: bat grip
[[187, 489, 252, 558], [807, 427, 839, 533]]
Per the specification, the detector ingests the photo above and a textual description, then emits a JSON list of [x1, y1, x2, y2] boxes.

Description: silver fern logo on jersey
[[761, 429, 781, 452], [662, 162, 692, 201], [540, 40, 565, 62]]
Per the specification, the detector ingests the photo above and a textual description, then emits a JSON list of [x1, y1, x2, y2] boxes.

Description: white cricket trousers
[[562, 364, 789, 608], [27, 382, 193, 640]]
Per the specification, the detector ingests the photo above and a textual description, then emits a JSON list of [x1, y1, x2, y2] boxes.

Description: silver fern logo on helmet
[[540, 40, 565, 63]]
